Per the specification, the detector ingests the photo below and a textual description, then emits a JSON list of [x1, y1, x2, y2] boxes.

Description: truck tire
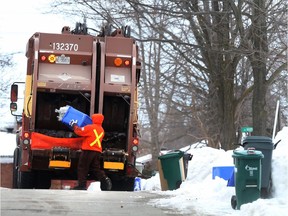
[[112, 177, 135, 191], [18, 171, 35, 189], [35, 171, 51, 189], [124, 177, 135, 191], [13, 146, 35, 189], [12, 148, 19, 188], [16, 130, 21, 146], [17, 169, 50, 189]]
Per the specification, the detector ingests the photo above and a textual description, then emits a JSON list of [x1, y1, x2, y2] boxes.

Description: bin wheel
[[261, 177, 273, 198], [176, 180, 182, 189], [231, 195, 237, 210]]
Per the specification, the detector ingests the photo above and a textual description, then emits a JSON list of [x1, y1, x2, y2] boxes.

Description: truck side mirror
[[10, 102, 18, 112], [11, 84, 19, 102]]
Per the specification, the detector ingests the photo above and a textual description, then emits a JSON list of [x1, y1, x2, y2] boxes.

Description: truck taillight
[[113, 58, 130, 67], [124, 60, 130, 66], [132, 138, 139, 152], [114, 57, 122, 67], [23, 132, 31, 145], [41, 55, 46, 61], [24, 132, 30, 138]]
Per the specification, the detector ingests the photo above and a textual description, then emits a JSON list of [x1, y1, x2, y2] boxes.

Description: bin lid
[[232, 149, 264, 159], [158, 151, 184, 160], [243, 136, 272, 144], [243, 136, 274, 150]]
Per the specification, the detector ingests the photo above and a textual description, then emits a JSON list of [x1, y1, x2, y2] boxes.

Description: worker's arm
[[69, 119, 92, 137], [73, 124, 93, 137]]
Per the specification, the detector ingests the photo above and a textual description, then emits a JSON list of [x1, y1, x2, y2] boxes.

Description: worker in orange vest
[[70, 114, 112, 190]]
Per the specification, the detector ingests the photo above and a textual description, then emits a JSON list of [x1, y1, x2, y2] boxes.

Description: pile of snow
[[0, 132, 16, 163], [1, 127, 287, 215], [139, 127, 288, 215]]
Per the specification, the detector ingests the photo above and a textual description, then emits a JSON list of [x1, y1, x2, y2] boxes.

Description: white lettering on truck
[[52, 43, 79, 51]]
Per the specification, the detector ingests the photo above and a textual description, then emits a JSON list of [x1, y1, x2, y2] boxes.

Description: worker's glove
[[69, 119, 78, 128]]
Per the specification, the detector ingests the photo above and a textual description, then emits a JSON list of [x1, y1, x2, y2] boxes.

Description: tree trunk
[[250, 0, 268, 135]]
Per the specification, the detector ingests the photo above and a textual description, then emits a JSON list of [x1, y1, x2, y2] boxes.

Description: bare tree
[[128, 0, 287, 149], [49, 0, 287, 154], [0, 53, 14, 93]]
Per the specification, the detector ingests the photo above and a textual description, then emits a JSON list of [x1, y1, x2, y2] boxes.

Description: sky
[[0, 0, 77, 127], [1, 127, 287, 215], [0, 0, 76, 80]]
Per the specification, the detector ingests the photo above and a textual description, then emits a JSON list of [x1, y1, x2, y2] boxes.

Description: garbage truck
[[10, 22, 141, 191]]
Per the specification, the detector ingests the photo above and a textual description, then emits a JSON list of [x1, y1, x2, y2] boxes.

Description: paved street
[[0, 188, 193, 216]]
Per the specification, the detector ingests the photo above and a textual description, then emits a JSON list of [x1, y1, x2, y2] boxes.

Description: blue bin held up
[[61, 106, 92, 129]]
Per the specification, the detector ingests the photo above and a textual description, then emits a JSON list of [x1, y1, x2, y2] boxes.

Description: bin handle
[[273, 139, 281, 150], [247, 147, 256, 154]]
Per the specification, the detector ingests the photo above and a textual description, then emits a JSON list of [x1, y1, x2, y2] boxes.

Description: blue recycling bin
[[61, 106, 92, 129], [212, 166, 234, 181]]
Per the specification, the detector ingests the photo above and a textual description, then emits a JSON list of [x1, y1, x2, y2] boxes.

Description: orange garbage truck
[[10, 23, 141, 191]]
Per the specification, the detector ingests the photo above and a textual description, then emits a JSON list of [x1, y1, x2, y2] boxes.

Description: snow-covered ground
[[1, 127, 287, 215], [139, 127, 288, 215]]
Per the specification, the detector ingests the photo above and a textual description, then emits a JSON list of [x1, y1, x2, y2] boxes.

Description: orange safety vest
[[74, 124, 104, 152]]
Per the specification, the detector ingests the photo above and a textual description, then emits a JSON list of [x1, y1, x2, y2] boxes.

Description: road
[[0, 188, 193, 216]]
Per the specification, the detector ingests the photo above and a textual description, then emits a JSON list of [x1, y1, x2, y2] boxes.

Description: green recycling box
[[158, 151, 185, 191], [232, 149, 264, 210]]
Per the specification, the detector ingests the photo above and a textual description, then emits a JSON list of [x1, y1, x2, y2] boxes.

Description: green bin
[[243, 136, 274, 198], [231, 148, 264, 210], [158, 151, 185, 191]]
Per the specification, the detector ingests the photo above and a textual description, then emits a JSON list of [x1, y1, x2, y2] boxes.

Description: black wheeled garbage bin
[[242, 136, 274, 198], [183, 152, 193, 179]]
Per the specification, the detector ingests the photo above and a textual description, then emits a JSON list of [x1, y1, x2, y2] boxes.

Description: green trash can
[[243, 136, 274, 198], [231, 148, 264, 210], [158, 151, 185, 191]]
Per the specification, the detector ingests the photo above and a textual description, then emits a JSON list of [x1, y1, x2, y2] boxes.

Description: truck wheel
[[35, 171, 51, 189], [121, 177, 135, 191], [110, 177, 135, 191], [18, 171, 35, 189], [126, 177, 135, 191], [12, 148, 19, 188], [16, 130, 21, 146]]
